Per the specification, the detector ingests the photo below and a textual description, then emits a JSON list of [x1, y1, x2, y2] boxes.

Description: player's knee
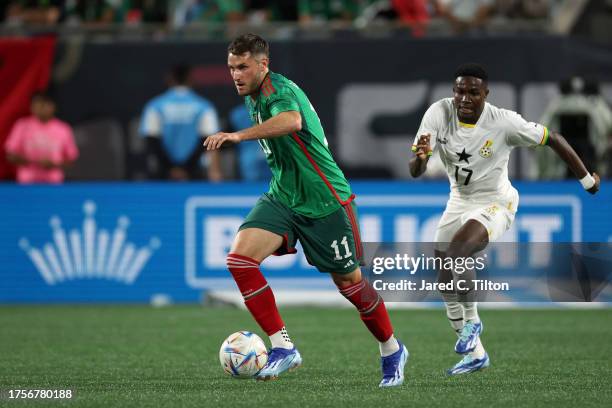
[[446, 240, 486, 260], [455, 267, 477, 296], [332, 268, 362, 288]]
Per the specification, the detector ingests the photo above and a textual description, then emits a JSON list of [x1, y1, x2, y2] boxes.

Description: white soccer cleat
[[455, 321, 483, 354], [447, 352, 490, 375], [379, 341, 409, 388], [255, 346, 302, 381]]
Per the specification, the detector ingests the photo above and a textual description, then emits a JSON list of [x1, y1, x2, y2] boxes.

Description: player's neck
[[457, 108, 484, 126], [36, 116, 53, 124], [250, 71, 270, 100]]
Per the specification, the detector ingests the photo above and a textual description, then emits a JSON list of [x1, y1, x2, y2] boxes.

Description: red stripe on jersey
[[291, 132, 361, 259], [272, 233, 298, 256], [264, 76, 275, 95], [291, 133, 355, 208], [343, 203, 363, 260]]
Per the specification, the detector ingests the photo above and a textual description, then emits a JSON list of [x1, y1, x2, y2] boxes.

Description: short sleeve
[[62, 125, 79, 162], [139, 103, 162, 137], [267, 90, 300, 117], [4, 119, 26, 155], [198, 107, 220, 136], [412, 101, 445, 153], [505, 111, 550, 147]]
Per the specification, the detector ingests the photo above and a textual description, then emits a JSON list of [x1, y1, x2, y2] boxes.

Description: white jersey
[[414, 98, 549, 201]]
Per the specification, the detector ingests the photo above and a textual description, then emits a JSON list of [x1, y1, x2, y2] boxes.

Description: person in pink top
[[5, 92, 79, 184]]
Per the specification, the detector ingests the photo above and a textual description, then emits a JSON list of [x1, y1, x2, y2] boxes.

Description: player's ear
[[484, 87, 489, 99], [259, 56, 269, 71]]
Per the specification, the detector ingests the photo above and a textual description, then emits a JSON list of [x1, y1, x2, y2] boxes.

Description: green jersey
[[245, 72, 352, 218]]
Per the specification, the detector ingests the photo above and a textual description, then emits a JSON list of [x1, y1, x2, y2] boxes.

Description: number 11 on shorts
[[331, 236, 352, 260]]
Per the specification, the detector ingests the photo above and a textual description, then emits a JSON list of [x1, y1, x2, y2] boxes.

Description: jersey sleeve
[[412, 101, 444, 153], [505, 111, 550, 147], [4, 119, 26, 155], [139, 103, 162, 137], [61, 124, 79, 162], [198, 106, 220, 136], [267, 88, 300, 117]]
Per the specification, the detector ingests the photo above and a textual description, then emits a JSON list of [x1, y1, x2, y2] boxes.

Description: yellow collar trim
[[458, 121, 476, 128]]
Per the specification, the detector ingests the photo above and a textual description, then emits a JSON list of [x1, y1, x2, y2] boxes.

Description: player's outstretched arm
[[203, 111, 301, 151], [409, 134, 432, 178], [6, 153, 30, 166], [547, 131, 600, 194]]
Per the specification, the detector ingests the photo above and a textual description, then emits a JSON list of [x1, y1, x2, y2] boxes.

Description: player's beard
[[243, 73, 265, 97]]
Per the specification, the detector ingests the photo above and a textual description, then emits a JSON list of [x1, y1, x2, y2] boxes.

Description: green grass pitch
[[1, 306, 611, 407]]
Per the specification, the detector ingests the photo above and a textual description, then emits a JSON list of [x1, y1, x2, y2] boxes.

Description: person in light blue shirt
[[139, 65, 222, 181], [228, 104, 271, 181]]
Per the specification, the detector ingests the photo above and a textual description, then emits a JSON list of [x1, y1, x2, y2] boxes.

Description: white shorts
[[434, 188, 519, 252]]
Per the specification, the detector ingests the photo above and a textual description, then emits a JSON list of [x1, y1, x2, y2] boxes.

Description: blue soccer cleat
[[379, 340, 409, 388], [255, 346, 302, 381], [455, 321, 483, 354], [447, 352, 490, 375]]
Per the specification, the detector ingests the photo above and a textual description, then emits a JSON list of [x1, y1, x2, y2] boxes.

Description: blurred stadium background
[[1, 2, 611, 406]]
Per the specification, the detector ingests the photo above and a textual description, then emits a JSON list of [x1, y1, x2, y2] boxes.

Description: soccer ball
[[219, 331, 268, 378]]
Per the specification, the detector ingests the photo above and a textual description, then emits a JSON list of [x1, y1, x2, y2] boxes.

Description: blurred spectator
[[355, 0, 430, 35], [5, 0, 65, 25], [246, 0, 298, 23], [229, 104, 271, 181], [496, 0, 550, 19], [537, 77, 612, 179], [435, 0, 495, 33], [172, 0, 244, 28], [139, 65, 222, 181], [298, 0, 372, 25], [63, 0, 118, 25], [392, 0, 430, 36], [4, 92, 78, 184], [110, 0, 167, 25]]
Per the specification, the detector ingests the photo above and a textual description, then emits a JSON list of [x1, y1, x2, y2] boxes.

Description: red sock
[[226, 253, 284, 336], [339, 279, 394, 342]]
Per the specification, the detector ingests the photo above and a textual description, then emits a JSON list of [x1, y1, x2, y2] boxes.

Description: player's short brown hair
[[227, 33, 269, 58]]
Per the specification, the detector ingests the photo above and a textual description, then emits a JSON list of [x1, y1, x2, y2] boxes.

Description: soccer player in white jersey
[[409, 63, 600, 375]]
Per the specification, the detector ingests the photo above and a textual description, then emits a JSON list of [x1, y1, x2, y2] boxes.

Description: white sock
[[442, 292, 464, 334], [469, 338, 486, 360], [462, 301, 486, 359], [379, 334, 400, 357], [269, 327, 294, 349], [462, 301, 481, 323]]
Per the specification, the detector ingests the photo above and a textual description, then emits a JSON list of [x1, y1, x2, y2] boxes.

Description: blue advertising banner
[[0, 182, 609, 303]]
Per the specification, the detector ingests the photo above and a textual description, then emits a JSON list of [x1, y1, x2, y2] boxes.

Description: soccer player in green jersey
[[204, 33, 408, 387]]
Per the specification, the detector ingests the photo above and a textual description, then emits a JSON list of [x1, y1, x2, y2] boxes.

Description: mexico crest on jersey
[[479, 140, 493, 158]]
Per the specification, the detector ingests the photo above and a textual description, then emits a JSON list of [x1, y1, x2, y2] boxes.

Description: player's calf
[[227, 253, 286, 337]]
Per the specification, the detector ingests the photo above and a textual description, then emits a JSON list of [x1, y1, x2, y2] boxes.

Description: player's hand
[[39, 159, 57, 169], [587, 172, 600, 195], [203, 132, 242, 150], [413, 134, 432, 160]]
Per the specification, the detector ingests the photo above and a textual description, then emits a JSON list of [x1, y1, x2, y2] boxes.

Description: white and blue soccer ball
[[219, 331, 268, 378]]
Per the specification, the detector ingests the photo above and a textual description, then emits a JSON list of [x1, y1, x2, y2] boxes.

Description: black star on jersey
[[456, 148, 472, 164]]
